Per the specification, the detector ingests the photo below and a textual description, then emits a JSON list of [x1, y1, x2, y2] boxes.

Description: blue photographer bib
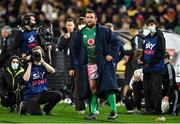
[[23, 64, 48, 101], [20, 29, 39, 53]]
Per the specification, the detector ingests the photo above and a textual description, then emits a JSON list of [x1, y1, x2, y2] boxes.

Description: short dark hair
[[146, 19, 158, 25], [23, 13, 36, 25], [165, 51, 170, 59], [66, 18, 75, 23], [85, 9, 97, 17]]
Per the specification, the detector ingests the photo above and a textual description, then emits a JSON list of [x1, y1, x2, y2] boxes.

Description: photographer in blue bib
[[139, 19, 166, 115], [21, 46, 62, 115], [12, 13, 53, 65], [12, 13, 40, 58]]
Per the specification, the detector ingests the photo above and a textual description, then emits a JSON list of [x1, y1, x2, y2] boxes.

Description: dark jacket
[[0, 66, 24, 96], [141, 30, 165, 73], [0, 36, 13, 68], [72, 24, 120, 99], [124, 34, 144, 84], [163, 62, 179, 97], [57, 33, 73, 86]]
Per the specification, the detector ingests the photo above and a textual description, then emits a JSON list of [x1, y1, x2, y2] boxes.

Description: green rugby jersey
[[82, 27, 96, 64]]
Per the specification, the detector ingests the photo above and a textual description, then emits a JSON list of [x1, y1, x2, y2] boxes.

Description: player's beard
[[86, 21, 96, 28]]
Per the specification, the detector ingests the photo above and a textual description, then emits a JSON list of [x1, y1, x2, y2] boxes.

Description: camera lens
[[32, 51, 41, 62], [39, 26, 47, 35]]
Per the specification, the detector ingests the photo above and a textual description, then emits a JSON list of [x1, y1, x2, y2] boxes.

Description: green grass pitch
[[0, 103, 180, 123]]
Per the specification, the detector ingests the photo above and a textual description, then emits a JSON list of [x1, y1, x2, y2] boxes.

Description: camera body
[[31, 51, 41, 62], [39, 26, 52, 42], [26, 51, 41, 62]]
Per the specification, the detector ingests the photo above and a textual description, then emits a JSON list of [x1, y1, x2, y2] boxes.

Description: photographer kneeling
[[22, 46, 62, 115], [0, 55, 24, 112]]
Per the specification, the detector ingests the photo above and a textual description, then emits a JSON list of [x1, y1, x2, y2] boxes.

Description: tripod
[[14, 83, 22, 113]]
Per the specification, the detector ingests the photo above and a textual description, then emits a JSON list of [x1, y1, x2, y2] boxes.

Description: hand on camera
[[26, 55, 32, 64], [40, 57, 45, 65], [36, 50, 45, 65], [22, 53, 27, 59]]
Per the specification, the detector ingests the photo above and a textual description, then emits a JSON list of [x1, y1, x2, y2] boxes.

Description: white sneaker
[[59, 100, 64, 104], [78, 110, 86, 114], [64, 98, 71, 104], [116, 102, 121, 106], [67, 98, 72, 104], [96, 110, 100, 115], [126, 110, 134, 114]]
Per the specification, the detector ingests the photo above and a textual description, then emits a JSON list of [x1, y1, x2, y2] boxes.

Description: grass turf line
[[0, 103, 180, 123]]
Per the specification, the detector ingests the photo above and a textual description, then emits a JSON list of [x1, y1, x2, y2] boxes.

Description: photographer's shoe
[[42, 107, 52, 116], [42, 110, 52, 116], [108, 111, 118, 120], [19, 102, 26, 115], [78, 110, 86, 114], [9, 106, 14, 112], [84, 113, 97, 120]]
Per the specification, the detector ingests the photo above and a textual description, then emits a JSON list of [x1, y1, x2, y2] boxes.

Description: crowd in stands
[[0, 0, 180, 120], [0, 0, 179, 34]]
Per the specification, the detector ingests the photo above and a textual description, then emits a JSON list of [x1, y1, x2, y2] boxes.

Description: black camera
[[39, 26, 52, 41], [31, 51, 41, 62]]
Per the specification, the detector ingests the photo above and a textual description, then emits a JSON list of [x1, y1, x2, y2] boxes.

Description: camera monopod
[[48, 47, 52, 65], [59, 76, 74, 113]]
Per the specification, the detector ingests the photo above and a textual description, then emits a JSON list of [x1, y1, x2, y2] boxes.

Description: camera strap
[[55, 34, 64, 51]]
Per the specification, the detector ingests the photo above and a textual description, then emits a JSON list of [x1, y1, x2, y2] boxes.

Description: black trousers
[[24, 90, 62, 115], [168, 90, 180, 114], [143, 72, 163, 114], [133, 81, 143, 110], [73, 69, 85, 111]]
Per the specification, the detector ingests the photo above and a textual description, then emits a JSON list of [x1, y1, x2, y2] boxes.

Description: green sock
[[90, 94, 97, 114], [107, 92, 117, 112]]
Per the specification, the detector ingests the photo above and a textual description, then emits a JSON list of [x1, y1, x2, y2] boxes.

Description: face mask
[[143, 29, 150, 36], [11, 63, 19, 70], [148, 26, 156, 33], [78, 24, 86, 30]]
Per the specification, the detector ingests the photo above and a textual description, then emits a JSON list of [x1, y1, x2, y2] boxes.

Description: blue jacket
[[141, 30, 165, 73]]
